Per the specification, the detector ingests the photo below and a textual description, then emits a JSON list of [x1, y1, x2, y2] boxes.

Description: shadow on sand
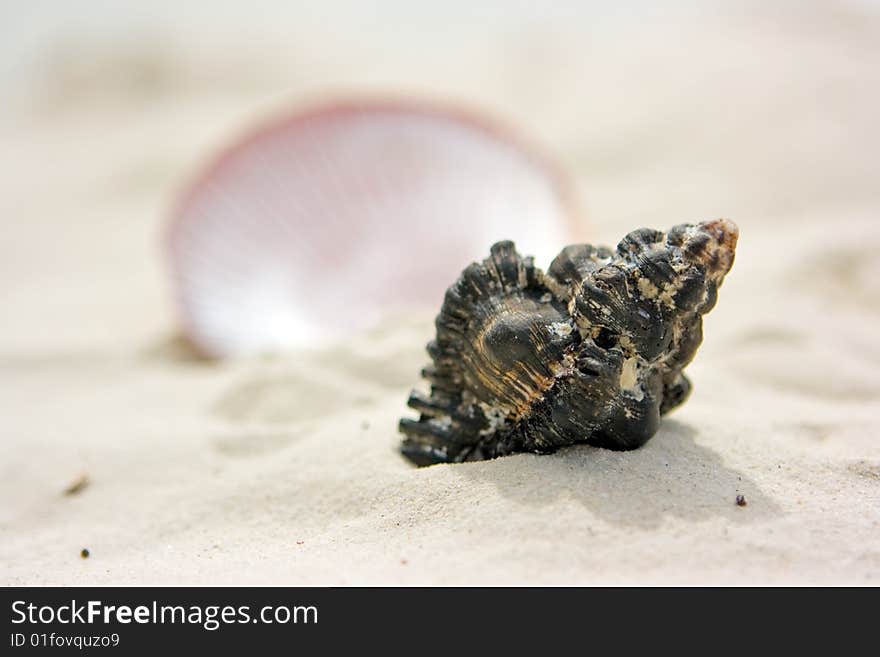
[[139, 333, 215, 365], [452, 419, 781, 529]]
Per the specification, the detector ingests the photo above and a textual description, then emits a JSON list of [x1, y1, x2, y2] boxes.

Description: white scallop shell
[[166, 99, 582, 357]]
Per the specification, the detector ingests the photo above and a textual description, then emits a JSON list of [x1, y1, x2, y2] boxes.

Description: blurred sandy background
[[2, 1, 879, 584]]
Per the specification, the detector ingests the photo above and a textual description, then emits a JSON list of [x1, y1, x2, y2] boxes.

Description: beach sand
[[1, 2, 878, 584]]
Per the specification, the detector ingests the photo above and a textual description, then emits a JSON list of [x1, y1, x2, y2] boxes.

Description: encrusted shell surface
[[399, 219, 739, 465]]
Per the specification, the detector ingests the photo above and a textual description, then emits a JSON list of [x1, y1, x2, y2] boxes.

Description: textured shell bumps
[[399, 219, 739, 465]]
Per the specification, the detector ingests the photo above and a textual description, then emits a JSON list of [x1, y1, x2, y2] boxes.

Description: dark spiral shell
[[399, 219, 739, 465]]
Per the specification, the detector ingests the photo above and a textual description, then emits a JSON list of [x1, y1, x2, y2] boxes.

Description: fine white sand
[[2, 2, 879, 585]]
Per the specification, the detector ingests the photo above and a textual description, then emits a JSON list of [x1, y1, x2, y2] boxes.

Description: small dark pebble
[[64, 474, 90, 496], [80, 548, 90, 559], [735, 494, 747, 507], [295, 541, 304, 545]]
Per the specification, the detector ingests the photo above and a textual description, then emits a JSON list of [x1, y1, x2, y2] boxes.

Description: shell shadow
[[139, 333, 215, 365], [452, 419, 780, 529]]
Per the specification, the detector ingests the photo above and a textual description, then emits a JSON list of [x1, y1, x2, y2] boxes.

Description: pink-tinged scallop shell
[[166, 99, 582, 357]]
